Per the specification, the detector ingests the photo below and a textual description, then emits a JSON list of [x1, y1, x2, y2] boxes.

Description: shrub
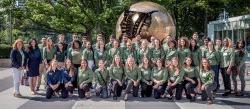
[[0, 44, 12, 59]]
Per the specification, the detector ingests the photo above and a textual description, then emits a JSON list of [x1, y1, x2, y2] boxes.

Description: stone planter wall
[[0, 59, 10, 68]]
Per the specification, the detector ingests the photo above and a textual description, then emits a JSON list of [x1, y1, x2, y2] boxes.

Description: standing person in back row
[[37, 37, 47, 91], [82, 41, 94, 70], [231, 40, 247, 96], [10, 39, 28, 98], [27, 38, 42, 95], [220, 37, 235, 96]]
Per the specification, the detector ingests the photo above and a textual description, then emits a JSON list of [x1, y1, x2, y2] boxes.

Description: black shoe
[[190, 96, 196, 102], [235, 92, 244, 96], [35, 87, 39, 91], [167, 96, 173, 100], [113, 96, 117, 100], [222, 91, 231, 96]]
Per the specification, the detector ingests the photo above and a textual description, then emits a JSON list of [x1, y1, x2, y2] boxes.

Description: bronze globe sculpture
[[116, 1, 176, 41]]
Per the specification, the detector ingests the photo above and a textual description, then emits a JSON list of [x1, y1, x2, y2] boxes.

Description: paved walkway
[[0, 68, 250, 109]]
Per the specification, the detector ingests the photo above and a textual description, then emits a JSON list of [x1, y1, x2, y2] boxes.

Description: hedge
[[0, 44, 12, 59]]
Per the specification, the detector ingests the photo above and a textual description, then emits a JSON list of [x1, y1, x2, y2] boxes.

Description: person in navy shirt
[[46, 59, 68, 99], [10, 39, 28, 98], [27, 38, 42, 95], [62, 59, 76, 97]]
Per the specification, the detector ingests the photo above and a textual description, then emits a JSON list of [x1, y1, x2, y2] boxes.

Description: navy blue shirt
[[62, 68, 76, 84], [47, 69, 63, 85], [10, 49, 28, 68]]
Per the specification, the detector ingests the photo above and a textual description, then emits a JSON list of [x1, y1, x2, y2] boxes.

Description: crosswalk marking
[[0, 68, 249, 109], [0, 69, 13, 80], [0, 86, 30, 109], [72, 99, 125, 109], [175, 100, 234, 109]]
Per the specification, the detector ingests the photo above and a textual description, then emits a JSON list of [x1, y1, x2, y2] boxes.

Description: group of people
[[10, 32, 247, 104]]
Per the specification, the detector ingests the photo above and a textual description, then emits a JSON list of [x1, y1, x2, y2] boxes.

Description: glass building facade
[[207, 14, 250, 61]]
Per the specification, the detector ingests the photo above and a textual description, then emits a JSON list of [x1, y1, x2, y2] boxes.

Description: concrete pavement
[[0, 68, 250, 109]]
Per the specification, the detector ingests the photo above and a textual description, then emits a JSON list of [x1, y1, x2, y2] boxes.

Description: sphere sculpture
[[116, 1, 176, 41]]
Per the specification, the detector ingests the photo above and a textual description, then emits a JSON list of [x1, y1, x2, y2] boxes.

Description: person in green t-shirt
[[82, 41, 94, 70], [166, 57, 185, 100], [182, 57, 199, 102], [152, 58, 168, 99], [205, 41, 220, 92], [137, 40, 150, 64], [198, 58, 216, 104], [68, 40, 83, 69], [108, 39, 122, 64], [189, 39, 202, 67], [122, 40, 137, 63], [94, 41, 109, 67], [150, 39, 165, 65], [78, 59, 93, 99], [231, 40, 247, 96], [139, 56, 153, 98], [43, 37, 56, 66], [165, 39, 177, 67], [124, 57, 141, 101], [94, 59, 110, 99], [220, 38, 235, 96], [177, 37, 190, 67], [109, 55, 125, 100], [105, 34, 115, 51]]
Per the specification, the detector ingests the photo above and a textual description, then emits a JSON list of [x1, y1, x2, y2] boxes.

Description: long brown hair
[[139, 56, 152, 69], [200, 58, 211, 71], [168, 57, 180, 73], [111, 54, 124, 67]]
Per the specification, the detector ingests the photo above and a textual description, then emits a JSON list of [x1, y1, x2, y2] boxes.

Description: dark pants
[[221, 67, 231, 92], [211, 65, 220, 91], [78, 83, 92, 98], [140, 81, 153, 97], [96, 85, 109, 98], [66, 86, 74, 94], [46, 84, 68, 99], [201, 83, 216, 101], [125, 80, 139, 97], [183, 78, 198, 99], [153, 83, 167, 99], [111, 79, 123, 97], [166, 83, 183, 100], [73, 64, 80, 88]]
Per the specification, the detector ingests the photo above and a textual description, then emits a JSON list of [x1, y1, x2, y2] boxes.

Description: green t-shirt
[[78, 68, 93, 85]]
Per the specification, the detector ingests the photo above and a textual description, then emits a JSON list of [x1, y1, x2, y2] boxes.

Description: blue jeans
[[211, 65, 219, 91]]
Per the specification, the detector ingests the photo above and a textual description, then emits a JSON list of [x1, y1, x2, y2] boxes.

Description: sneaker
[[30, 91, 36, 95], [35, 87, 40, 91], [124, 94, 128, 101], [85, 92, 91, 99], [207, 100, 213, 104], [14, 93, 23, 98]]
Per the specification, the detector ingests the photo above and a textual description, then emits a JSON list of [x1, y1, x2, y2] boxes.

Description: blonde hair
[[224, 37, 232, 48], [125, 56, 136, 70], [12, 38, 24, 49]]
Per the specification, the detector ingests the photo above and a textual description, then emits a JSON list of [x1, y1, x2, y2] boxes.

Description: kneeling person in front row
[[198, 58, 216, 104], [62, 60, 76, 97], [78, 59, 93, 99], [95, 59, 110, 98], [166, 57, 184, 100], [46, 60, 68, 99]]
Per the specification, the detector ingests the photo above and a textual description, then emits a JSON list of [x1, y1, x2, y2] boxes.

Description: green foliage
[[0, 0, 250, 43], [0, 44, 12, 58]]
